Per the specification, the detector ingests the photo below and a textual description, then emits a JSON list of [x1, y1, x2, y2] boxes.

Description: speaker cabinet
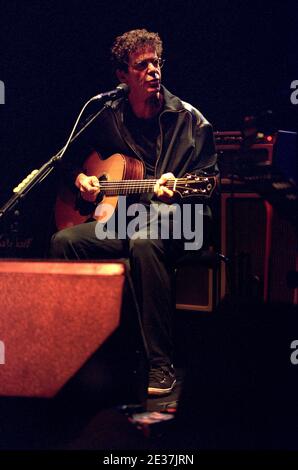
[[220, 193, 273, 301], [221, 192, 297, 304], [0, 261, 126, 397], [268, 210, 298, 304]]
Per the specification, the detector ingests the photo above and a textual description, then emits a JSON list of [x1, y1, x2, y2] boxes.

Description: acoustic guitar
[[55, 152, 217, 230]]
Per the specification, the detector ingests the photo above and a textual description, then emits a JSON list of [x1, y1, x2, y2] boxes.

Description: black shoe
[[148, 365, 176, 396]]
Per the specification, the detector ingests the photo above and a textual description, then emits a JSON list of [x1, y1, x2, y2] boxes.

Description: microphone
[[92, 83, 129, 101]]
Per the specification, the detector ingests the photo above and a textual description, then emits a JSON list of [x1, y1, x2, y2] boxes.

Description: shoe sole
[[148, 379, 176, 396]]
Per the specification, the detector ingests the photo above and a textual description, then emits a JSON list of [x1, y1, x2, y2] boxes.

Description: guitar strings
[[98, 179, 213, 194], [98, 178, 213, 187]]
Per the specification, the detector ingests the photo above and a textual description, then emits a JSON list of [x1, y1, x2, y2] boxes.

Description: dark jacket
[[63, 85, 217, 183], [59, 85, 218, 243]]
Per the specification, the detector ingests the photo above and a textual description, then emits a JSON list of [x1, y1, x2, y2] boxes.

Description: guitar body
[[55, 152, 144, 230], [55, 152, 216, 231]]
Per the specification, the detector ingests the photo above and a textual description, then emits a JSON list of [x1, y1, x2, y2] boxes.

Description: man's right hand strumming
[[75, 173, 100, 202]]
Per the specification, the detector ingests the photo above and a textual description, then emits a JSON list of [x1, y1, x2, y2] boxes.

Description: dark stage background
[[0, 0, 297, 256]]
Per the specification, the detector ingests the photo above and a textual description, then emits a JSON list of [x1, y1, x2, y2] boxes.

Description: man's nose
[[147, 61, 158, 71]]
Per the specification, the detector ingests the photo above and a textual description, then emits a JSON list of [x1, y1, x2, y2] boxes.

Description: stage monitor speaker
[[0, 261, 126, 398]]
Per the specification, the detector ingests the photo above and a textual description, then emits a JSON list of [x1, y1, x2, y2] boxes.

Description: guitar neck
[[99, 178, 185, 196], [98, 174, 215, 198]]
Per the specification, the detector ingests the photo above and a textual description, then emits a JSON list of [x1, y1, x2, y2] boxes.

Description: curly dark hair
[[111, 28, 163, 71]]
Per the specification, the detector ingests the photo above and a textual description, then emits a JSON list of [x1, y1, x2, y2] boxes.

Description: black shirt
[[124, 103, 160, 177]]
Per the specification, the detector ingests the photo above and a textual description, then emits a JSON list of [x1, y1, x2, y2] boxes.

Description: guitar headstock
[[176, 174, 217, 198]]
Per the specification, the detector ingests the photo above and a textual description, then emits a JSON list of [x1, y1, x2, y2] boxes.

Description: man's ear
[[116, 69, 128, 84]]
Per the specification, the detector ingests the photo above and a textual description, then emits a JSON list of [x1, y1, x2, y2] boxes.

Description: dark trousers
[[50, 218, 186, 368]]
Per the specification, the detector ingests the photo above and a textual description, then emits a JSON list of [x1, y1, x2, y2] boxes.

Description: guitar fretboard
[[98, 177, 211, 196]]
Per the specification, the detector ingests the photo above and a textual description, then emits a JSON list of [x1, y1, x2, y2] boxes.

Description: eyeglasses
[[129, 58, 165, 71]]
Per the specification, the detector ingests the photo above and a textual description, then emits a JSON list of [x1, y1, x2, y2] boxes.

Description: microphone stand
[[0, 96, 109, 221]]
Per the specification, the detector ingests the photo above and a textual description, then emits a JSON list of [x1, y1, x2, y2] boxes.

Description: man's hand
[[75, 173, 100, 202], [154, 172, 176, 203]]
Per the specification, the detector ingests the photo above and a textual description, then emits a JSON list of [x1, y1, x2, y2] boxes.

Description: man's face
[[118, 46, 162, 100]]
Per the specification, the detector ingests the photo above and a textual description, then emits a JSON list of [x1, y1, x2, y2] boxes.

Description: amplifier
[[176, 263, 217, 312], [214, 131, 275, 187], [216, 131, 297, 305]]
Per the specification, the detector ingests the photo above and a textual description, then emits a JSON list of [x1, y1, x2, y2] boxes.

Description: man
[[51, 29, 217, 396]]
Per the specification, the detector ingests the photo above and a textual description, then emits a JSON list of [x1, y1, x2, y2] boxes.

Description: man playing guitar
[[51, 28, 218, 396]]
